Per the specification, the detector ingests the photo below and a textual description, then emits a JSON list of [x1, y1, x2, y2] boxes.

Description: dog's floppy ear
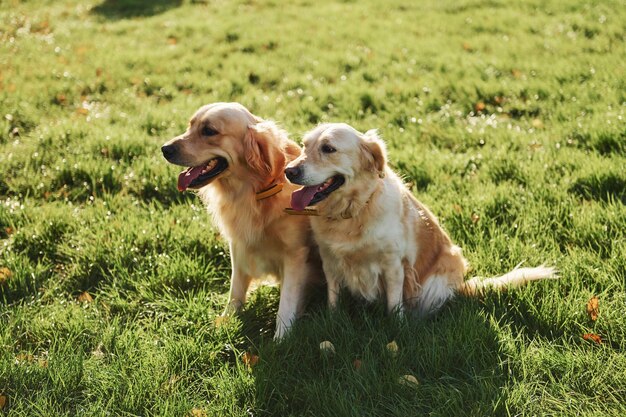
[[361, 129, 387, 177], [244, 121, 277, 176]]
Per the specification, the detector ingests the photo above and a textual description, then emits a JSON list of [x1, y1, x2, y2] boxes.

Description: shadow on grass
[[569, 172, 626, 204], [249, 294, 511, 416], [91, 0, 183, 19]]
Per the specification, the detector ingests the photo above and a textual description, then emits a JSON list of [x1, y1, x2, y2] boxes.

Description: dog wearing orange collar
[[286, 123, 556, 315], [162, 102, 322, 339]]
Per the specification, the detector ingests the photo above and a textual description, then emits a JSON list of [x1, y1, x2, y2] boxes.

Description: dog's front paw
[[273, 321, 290, 341], [214, 299, 244, 327], [222, 299, 243, 316]]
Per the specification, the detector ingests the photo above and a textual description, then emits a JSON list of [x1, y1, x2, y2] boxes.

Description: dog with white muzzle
[[285, 123, 556, 315]]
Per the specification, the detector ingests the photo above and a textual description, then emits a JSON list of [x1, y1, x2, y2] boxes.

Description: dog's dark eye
[[321, 144, 336, 154], [201, 126, 219, 136]]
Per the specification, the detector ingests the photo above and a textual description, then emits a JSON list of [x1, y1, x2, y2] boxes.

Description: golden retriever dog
[[285, 123, 555, 315], [161, 102, 322, 339]]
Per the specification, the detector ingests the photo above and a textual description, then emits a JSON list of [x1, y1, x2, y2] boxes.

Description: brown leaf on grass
[[386, 341, 399, 356], [583, 333, 602, 344], [452, 204, 462, 214], [0, 267, 12, 284], [511, 69, 522, 79], [586, 296, 599, 321], [189, 408, 207, 417], [160, 374, 181, 393], [0, 394, 6, 410], [319, 340, 336, 354], [398, 374, 419, 387], [462, 42, 473, 52], [213, 315, 229, 327], [242, 352, 259, 368], [471, 213, 480, 224], [92, 343, 105, 359], [76, 107, 89, 115], [55, 94, 67, 105], [353, 359, 362, 370], [32, 20, 50, 34], [15, 353, 34, 364], [474, 102, 486, 112], [167, 36, 178, 45], [78, 291, 93, 303], [3, 226, 13, 235]]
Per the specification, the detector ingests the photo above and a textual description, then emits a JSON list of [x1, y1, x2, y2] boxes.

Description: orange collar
[[255, 183, 284, 201], [284, 207, 320, 216]]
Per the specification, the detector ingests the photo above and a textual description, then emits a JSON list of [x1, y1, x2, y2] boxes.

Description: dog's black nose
[[285, 166, 302, 181], [161, 144, 176, 160]]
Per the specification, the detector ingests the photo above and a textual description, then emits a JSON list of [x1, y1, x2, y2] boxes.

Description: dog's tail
[[459, 263, 557, 296]]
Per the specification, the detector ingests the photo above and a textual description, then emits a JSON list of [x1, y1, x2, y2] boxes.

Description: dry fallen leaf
[[92, 343, 105, 359], [452, 204, 463, 214], [213, 315, 229, 327], [189, 408, 207, 417], [0, 267, 12, 285], [474, 102, 486, 112], [4, 227, 14, 235], [586, 296, 599, 321], [386, 341, 399, 356], [319, 340, 335, 354], [583, 333, 602, 344], [15, 353, 34, 364], [353, 359, 362, 370], [242, 352, 259, 368], [78, 291, 93, 303], [399, 374, 419, 387], [160, 374, 181, 393], [471, 213, 480, 224], [0, 394, 6, 410]]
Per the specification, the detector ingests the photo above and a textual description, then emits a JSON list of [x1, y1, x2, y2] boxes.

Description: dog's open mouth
[[177, 157, 228, 191], [290, 175, 345, 211]]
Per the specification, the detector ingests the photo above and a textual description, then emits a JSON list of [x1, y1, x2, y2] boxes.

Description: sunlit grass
[[1, 0, 625, 415]]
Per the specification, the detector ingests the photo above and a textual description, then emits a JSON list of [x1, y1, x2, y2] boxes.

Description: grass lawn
[[1, 0, 625, 415]]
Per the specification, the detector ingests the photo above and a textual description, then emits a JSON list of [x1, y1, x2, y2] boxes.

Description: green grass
[[1, 0, 625, 415]]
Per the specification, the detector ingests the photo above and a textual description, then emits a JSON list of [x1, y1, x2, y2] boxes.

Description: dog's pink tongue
[[177, 166, 205, 192], [290, 186, 319, 211]]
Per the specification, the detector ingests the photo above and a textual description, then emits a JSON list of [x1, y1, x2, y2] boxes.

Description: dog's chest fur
[[314, 208, 405, 301], [200, 181, 306, 280]]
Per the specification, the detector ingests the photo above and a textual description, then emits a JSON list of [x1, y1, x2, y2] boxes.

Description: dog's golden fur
[[162, 102, 321, 338], [286, 123, 555, 314]]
